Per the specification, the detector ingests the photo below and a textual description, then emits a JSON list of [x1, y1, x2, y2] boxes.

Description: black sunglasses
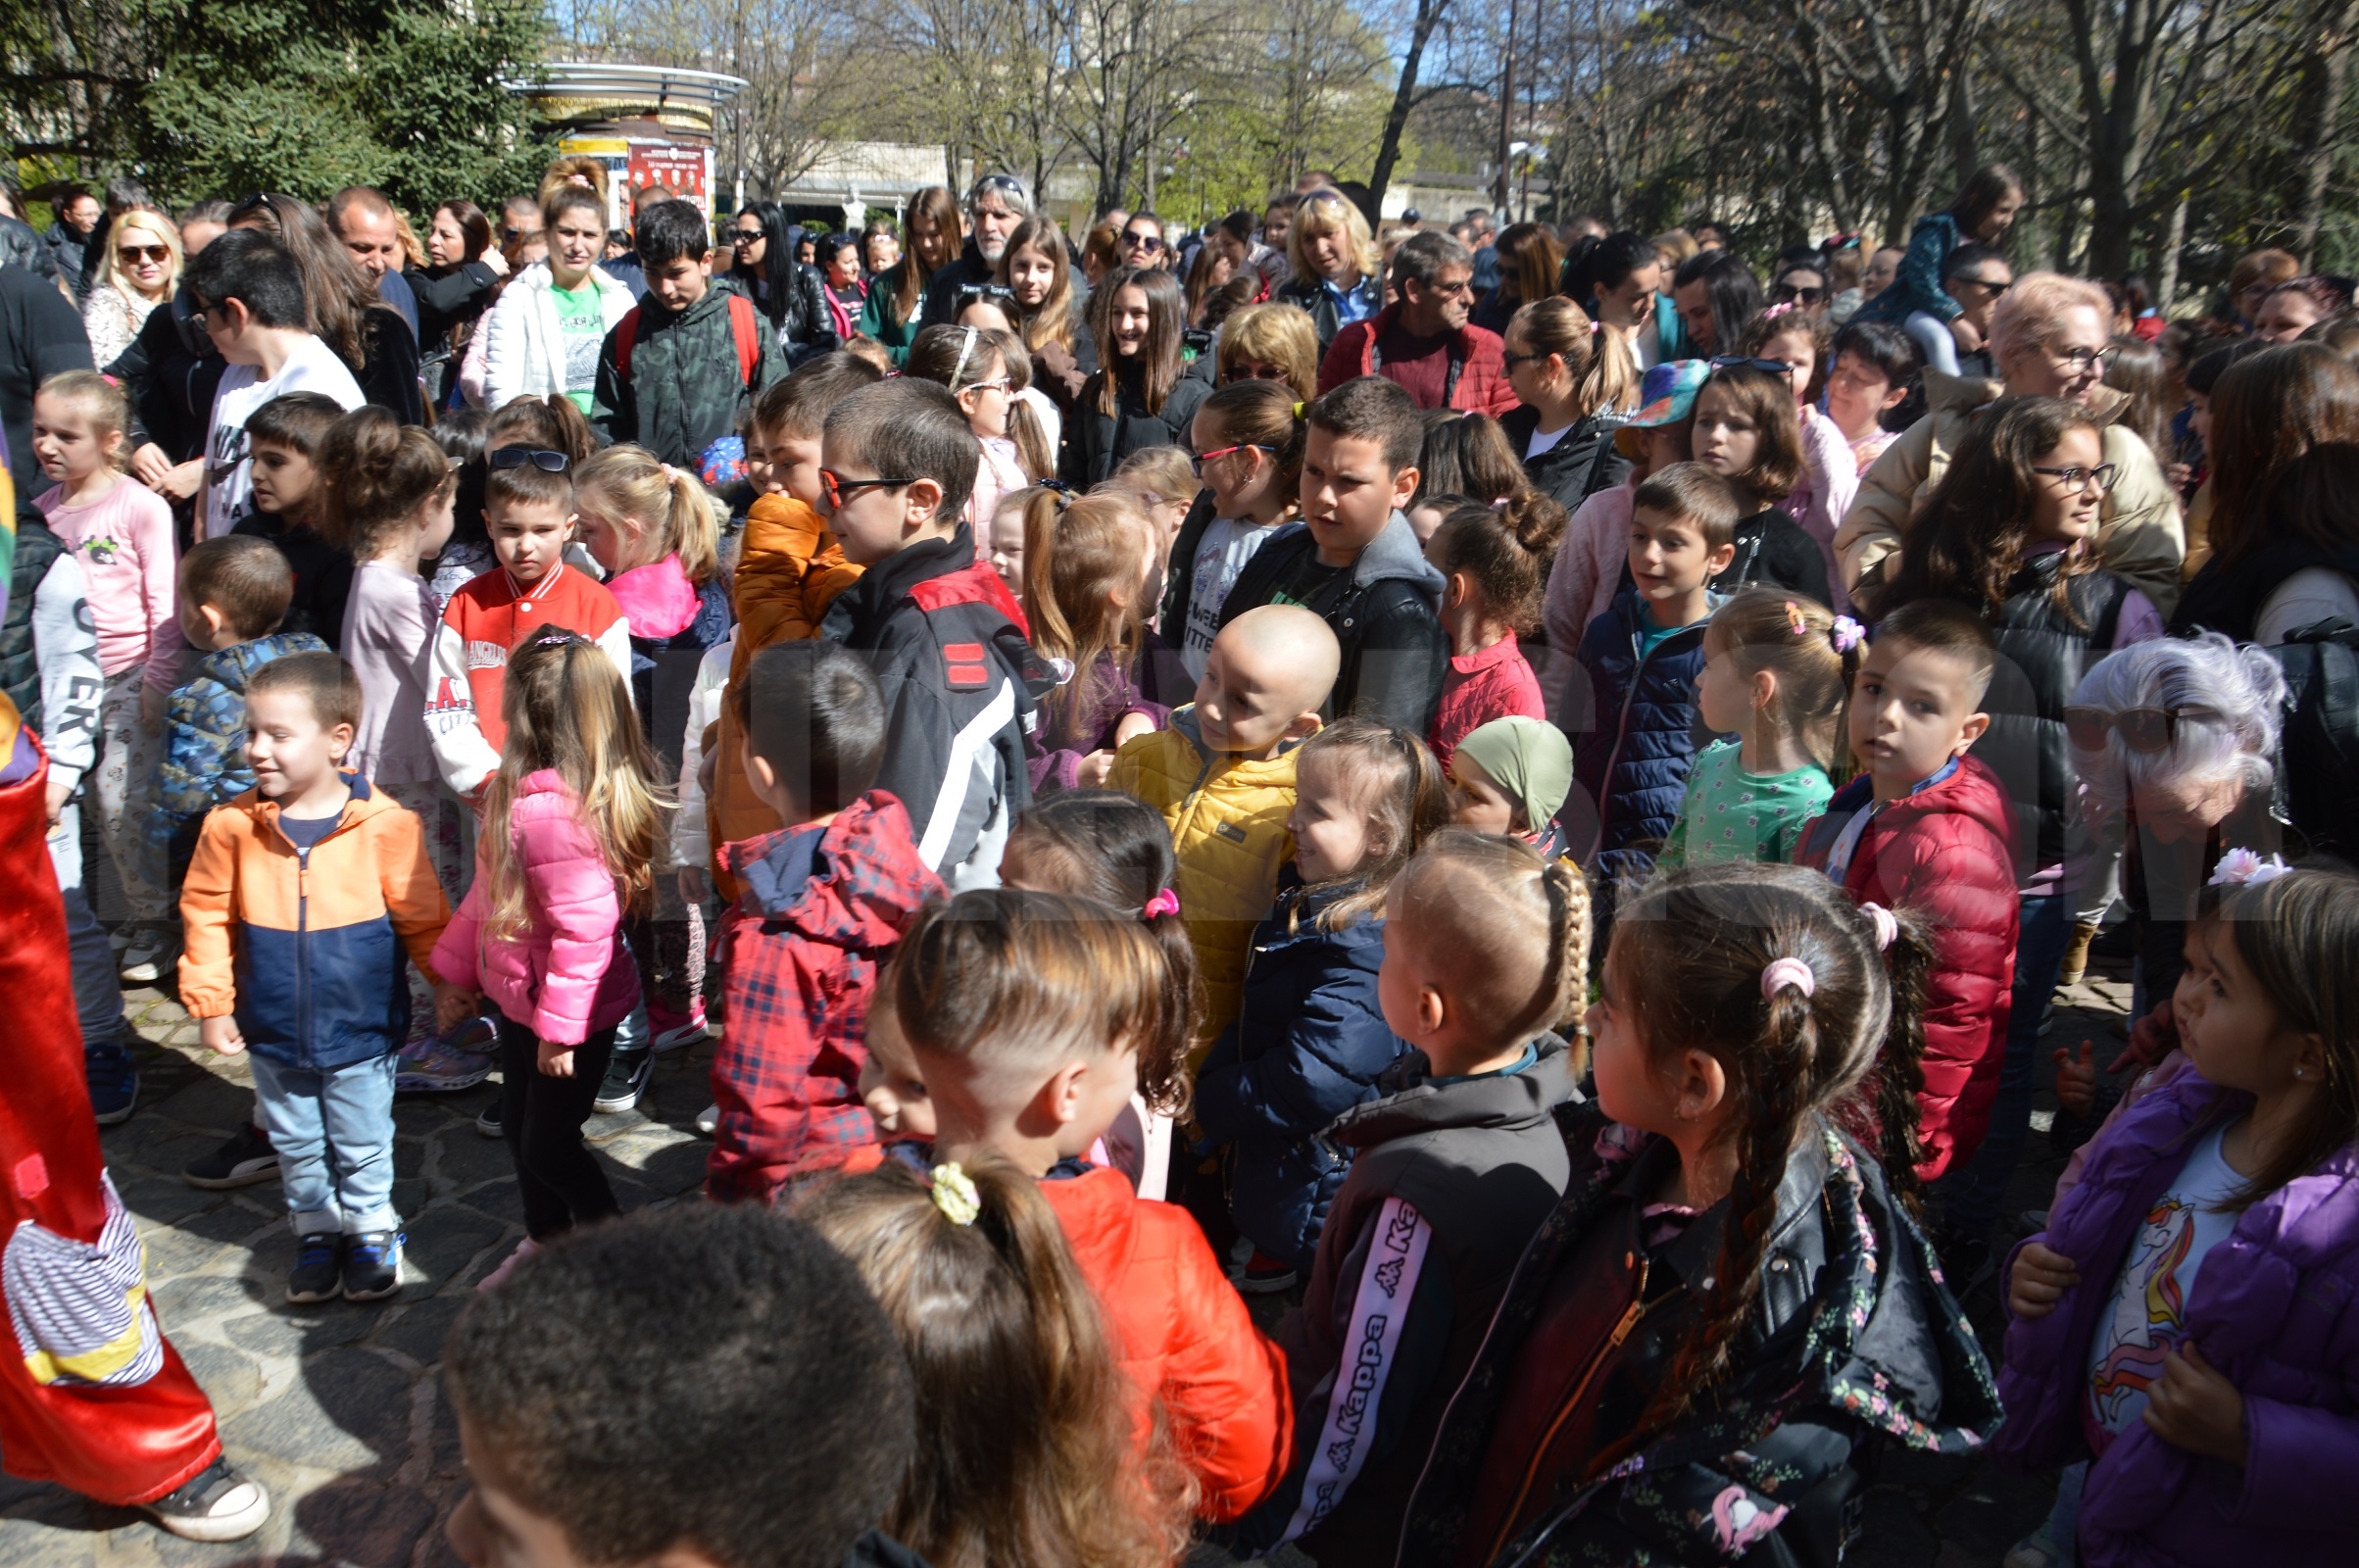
[[1770, 283, 1825, 305], [1708, 355, 1794, 375], [490, 446, 570, 473], [818, 469, 916, 510], [1123, 231, 1164, 252], [958, 284, 1017, 306]]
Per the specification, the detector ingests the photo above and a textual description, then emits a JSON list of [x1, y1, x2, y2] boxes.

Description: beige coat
[[1833, 369, 2187, 616]]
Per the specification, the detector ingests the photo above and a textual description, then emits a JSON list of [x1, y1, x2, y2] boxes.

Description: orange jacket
[[1039, 1166, 1293, 1522], [707, 493, 863, 898]]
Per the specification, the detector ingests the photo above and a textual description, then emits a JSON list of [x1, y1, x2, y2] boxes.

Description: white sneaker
[[695, 1102, 719, 1136], [142, 1458, 270, 1542], [119, 926, 180, 985]]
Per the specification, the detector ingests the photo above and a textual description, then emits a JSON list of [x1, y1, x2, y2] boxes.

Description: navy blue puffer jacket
[[1567, 588, 1719, 887], [1194, 874, 1407, 1274]]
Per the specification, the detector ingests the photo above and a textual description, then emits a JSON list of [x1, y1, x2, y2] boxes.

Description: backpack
[[612, 292, 762, 386], [2265, 617, 2359, 859]]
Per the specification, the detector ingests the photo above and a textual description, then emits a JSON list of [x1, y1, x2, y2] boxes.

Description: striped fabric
[[5, 1173, 164, 1388]]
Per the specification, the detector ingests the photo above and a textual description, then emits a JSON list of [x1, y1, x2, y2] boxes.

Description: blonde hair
[[1704, 586, 1861, 778], [1288, 190, 1378, 288], [1294, 720, 1453, 927], [479, 634, 666, 941], [1988, 271, 2110, 367], [1025, 494, 1151, 741], [572, 444, 721, 586], [1392, 828, 1593, 1041], [35, 370, 128, 466], [100, 206, 182, 301], [1216, 302, 1320, 404], [1109, 444, 1196, 508]]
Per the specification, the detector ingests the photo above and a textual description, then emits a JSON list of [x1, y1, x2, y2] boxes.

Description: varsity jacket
[[426, 563, 631, 800]]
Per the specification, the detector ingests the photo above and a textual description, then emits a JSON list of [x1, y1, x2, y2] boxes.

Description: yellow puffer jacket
[[1109, 708, 1300, 1056]]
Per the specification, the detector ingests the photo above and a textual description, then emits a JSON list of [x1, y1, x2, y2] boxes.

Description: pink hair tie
[[1858, 903, 1898, 952], [1760, 957, 1815, 1000], [1143, 888, 1181, 919], [1490, 497, 1510, 511]]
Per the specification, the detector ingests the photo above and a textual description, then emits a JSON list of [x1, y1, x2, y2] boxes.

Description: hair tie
[[1490, 497, 1510, 512], [1142, 887, 1181, 919], [1858, 903, 1898, 952], [1784, 599, 1809, 637], [1829, 614, 1865, 654], [1760, 300, 1797, 320], [660, 462, 678, 482], [1293, 402, 1306, 419], [929, 1163, 981, 1226], [1760, 957, 1815, 1000], [2208, 848, 2292, 888]]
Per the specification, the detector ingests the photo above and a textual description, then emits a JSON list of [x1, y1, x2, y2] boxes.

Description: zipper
[[1594, 620, 1675, 845], [296, 843, 312, 1067]]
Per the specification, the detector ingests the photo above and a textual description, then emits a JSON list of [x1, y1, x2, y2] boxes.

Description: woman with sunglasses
[[1469, 221, 1561, 336], [81, 205, 180, 368], [1840, 270, 2186, 618], [720, 202, 831, 365]]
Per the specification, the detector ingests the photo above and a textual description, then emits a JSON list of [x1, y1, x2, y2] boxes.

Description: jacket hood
[[725, 792, 941, 949], [196, 631, 331, 692], [228, 769, 396, 836], [607, 554, 703, 640], [1328, 1035, 1578, 1150], [1927, 366, 2130, 427], [1350, 508, 1448, 602], [1167, 704, 1306, 771]]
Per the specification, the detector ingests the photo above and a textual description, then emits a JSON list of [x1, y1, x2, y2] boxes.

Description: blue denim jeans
[[1935, 892, 2071, 1243], [248, 1053, 400, 1235]]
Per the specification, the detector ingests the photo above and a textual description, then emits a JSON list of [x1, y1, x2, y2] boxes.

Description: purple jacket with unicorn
[[1992, 1068, 2359, 1567]]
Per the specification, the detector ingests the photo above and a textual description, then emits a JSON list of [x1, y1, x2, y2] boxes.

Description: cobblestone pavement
[[0, 955, 2135, 1568]]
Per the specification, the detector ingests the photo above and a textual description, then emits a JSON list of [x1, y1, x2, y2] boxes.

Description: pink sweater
[[37, 476, 184, 692], [1428, 631, 1546, 772], [1540, 482, 1635, 719]]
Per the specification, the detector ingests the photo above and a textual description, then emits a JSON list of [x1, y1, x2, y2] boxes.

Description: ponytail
[[1512, 295, 1636, 416], [320, 406, 455, 558], [1428, 492, 1566, 634], [1199, 379, 1307, 514], [574, 444, 721, 585]]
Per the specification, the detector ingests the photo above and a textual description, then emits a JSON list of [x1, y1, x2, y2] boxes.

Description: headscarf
[[1452, 716, 1573, 832]]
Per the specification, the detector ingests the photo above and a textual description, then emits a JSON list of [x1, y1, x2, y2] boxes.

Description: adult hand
[[2052, 1041, 2098, 1116], [2144, 1340, 2247, 1465], [153, 458, 204, 501], [2008, 1240, 2080, 1321], [480, 249, 509, 277], [677, 867, 713, 906], [200, 1014, 248, 1055]]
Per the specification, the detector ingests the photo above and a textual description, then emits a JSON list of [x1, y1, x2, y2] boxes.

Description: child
[[30, 369, 182, 979], [430, 634, 656, 1280], [1661, 587, 1849, 869], [856, 987, 937, 1161], [1110, 442, 1200, 586], [1063, 266, 1213, 488], [1449, 713, 1577, 859], [1738, 308, 1858, 609], [1995, 865, 2359, 1568], [426, 449, 630, 802], [1109, 604, 1339, 1052], [1422, 495, 1556, 770], [800, 1154, 1196, 1568], [1220, 376, 1449, 732], [430, 397, 593, 612], [1795, 598, 2020, 1183], [1396, 861, 1996, 1567], [144, 538, 330, 900], [1233, 829, 1591, 1559], [815, 377, 1037, 887], [906, 323, 1033, 550], [1023, 490, 1182, 793], [887, 887, 1294, 1521], [1171, 379, 1304, 677], [987, 484, 1036, 600], [227, 392, 355, 648], [1572, 462, 1737, 894], [573, 445, 734, 1052], [709, 642, 942, 1202], [177, 652, 455, 1302], [444, 1204, 922, 1568], [1196, 720, 1449, 1287], [184, 227, 366, 539], [590, 199, 787, 466], [1688, 361, 1831, 603]]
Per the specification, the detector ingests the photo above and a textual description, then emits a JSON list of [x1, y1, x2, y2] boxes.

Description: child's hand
[[130, 442, 174, 487], [538, 1040, 575, 1078], [1074, 749, 1118, 789], [2109, 998, 2178, 1074], [44, 777, 69, 824], [2144, 1340, 2247, 1465], [432, 984, 478, 1035], [2008, 1240, 2080, 1321], [1113, 710, 1157, 748], [200, 1014, 247, 1055], [677, 867, 713, 906], [138, 684, 164, 737], [2052, 1041, 2098, 1116]]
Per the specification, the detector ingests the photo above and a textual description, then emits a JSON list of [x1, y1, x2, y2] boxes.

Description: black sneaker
[[475, 1101, 503, 1139], [140, 1456, 270, 1542], [184, 1123, 279, 1189], [286, 1232, 343, 1304], [342, 1231, 404, 1300], [592, 1044, 655, 1114]]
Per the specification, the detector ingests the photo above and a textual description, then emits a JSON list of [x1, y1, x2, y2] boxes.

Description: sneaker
[[183, 1123, 278, 1189], [394, 1020, 497, 1093], [476, 1236, 540, 1291], [119, 926, 179, 985], [694, 1102, 719, 1137], [475, 1101, 504, 1139], [1232, 1250, 1298, 1295], [593, 1043, 655, 1114], [88, 1059, 140, 1127], [648, 999, 709, 1053], [2058, 919, 2101, 988], [286, 1232, 344, 1304], [141, 1457, 270, 1542], [341, 1231, 404, 1300]]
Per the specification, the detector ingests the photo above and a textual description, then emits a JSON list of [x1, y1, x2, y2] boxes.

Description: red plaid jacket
[[709, 793, 943, 1200]]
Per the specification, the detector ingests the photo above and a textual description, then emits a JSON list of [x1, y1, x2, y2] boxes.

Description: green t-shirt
[[552, 282, 603, 413], [1659, 740, 1835, 869]]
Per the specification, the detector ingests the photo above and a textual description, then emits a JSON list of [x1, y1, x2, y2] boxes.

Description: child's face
[[1586, 947, 1687, 1137], [821, 432, 941, 565], [571, 502, 644, 576], [1762, 329, 1816, 406], [418, 488, 458, 559], [1696, 629, 1764, 735], [246, 689, 351, 801], [1288, 751, 1380, 882], [30, 393, 119, 483], [2027, 424, 2106, 545], [644, 252, 712, 315], [1848, 636, 1989, 793], [1302, 427, 1414, 565], [1450, 754, 1518, 835], [447, 1409, 603, 1568], [488, 498, 571, 583], [1195, 634, 1314, 760], [2174, 919, 2318, 1099], [1110, 284, 1152, 359], [747, 421, 824, 505], [988, 498, 1027, 593], [1628, 505, 1732, 604], [859, 1003, 936, 1144], [955, 354, 1011, 440], [1690, 383, 1761, 484], [249, 439, 320, 518]]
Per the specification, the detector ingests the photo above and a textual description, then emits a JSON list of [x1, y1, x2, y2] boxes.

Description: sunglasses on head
[[489, 447, 569, 472], [2064, 705, 2222, 754], [1708, 355, 1794, 375]]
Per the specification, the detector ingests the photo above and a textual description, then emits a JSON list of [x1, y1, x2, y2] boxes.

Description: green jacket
[[591, 283, 787, 466], [856, 264, 927, 366]]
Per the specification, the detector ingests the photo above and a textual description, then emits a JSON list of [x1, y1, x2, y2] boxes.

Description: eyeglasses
[[120, 243, 171, 265], [2032, 462, 2119, 492], [2054, 345, 2119, 372], [1424, 277, 1472, 297], [490, 447, 570, 473], [818, 469, 915, 510], [958, 284, 1016, 305], [1770, 283, 1825, 305], [1502, 349, 1549, 369], [2064, 705, 2222, 754], [1192, 443, 1273, 473], [1709, 355, 1794, 376], [1227, 361, 1291, 382], [1122, 231, 1163, 252], [959, 376, 1013, 395]]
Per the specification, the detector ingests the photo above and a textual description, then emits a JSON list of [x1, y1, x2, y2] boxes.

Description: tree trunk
[[1368, 0, 1450, 217], [2291, 0, 2359, 264], [1948, 52, 1979, 188], [2155, 186, 2189, 312]]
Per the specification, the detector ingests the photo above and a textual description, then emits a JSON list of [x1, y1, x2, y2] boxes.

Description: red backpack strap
[[726, 294, 761, 385], [614, 305, 643, 381]]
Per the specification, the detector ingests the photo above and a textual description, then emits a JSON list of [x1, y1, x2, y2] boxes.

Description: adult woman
[[2225, 246, 2301, 331], [1213, 302, 1319, 405], [997, 215, 1095, 415], [409, 199, 501, 408], [2171, 353, 2359, 639], [476, 185, 636, 413], [1668, 251, 1761, 359], [1838, 270, 2185, 616], [1184, 242, 1235, 328], [1274, 189, 1381, 351], [859, 185, 958, 366], [1471, 221, 1562, 336], [1852, 163, 2024, 355], [2251, 275, 2351, 344], [225, 192, 420, 422], [80, 204, 179, 368], [1822, 318, 1922, 479], [1499, 296, 1635, 514], [724, 201, 830, 363], [1562, 229, 1685, 370], [1061, 267, 1212, 488]]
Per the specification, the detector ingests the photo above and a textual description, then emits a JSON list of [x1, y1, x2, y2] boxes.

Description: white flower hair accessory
[[929, 1162, 981, 1226], [2207, 848, 2291, 888]]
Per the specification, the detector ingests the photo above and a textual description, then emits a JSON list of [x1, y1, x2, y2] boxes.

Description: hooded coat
[[1567, 587, 1719, 888]]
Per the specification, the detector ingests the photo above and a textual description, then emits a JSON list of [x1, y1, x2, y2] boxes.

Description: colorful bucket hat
[[1627, 359, 1711, 428]]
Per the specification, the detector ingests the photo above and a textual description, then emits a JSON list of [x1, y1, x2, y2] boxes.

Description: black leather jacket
[[0, 215, 59, 282]]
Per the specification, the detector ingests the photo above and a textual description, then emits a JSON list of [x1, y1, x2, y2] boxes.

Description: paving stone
[[430, 1128, 518, 1188], [401, 1205, 507, 1287], [286, 1469, 439, 1568], [173, 1339, 267, 1417], [149, 1074, 257, 1129], [225, 1300, 387, 1357], [115, 1174, 232, 1228], [218, 1348, 412, 1470], [150, 1272, 265, 1325], [371, 1294, 467, 1366]]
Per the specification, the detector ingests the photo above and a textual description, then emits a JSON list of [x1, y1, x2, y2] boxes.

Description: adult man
[[1905, 243, 2012, 380], [1464, 208, 1499, 293], [45, 186, 99, 300], [1317, 230, 1514, 415], [1119, 212, 1168, 272], [0, 263, 93, 518], [920, 173, 1029, 327], [0, 176, 61, 285], [498, 195, 543, 251], [327, 187, 419, 340]]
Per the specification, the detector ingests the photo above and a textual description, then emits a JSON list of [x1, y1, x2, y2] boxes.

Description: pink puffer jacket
[[431, 770, 639, 1047]]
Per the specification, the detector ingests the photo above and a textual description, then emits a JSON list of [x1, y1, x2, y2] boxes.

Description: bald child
[[1110, 605, 1341, 1054]]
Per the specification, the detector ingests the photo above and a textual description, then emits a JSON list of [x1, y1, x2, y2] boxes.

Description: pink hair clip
[[1858, 903, 1898, 952], [1760, 957, 1815, 999], [1784, 599, 1809, 637], [1760, 301, 1798, 321], [1143, 887, 1181, 919], [2208, 849, 2291, 888]]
